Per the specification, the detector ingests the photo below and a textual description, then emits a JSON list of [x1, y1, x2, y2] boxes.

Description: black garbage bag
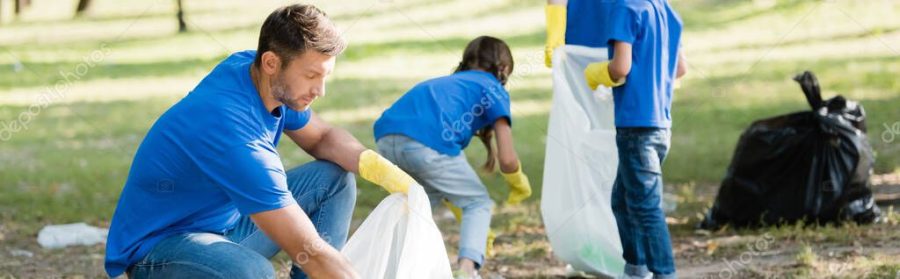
[[700, 71, 881, 229]]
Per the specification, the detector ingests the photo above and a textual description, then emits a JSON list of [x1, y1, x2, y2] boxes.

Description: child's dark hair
[[454, 36, 514, 85], [454, 36, 514, 172]]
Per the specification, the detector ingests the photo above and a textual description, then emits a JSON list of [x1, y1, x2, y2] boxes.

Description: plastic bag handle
[[793, 71, 823, 110]]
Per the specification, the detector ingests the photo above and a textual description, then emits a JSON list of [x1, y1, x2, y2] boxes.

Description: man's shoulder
[[189, 51, 258, 108], [201, 50, 256, 86]]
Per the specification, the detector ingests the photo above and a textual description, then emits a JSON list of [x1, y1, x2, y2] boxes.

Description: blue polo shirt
[[104, 50, 312, 277], [607, 0, 683, 128], [373, 70, 511, 156], [565, 0, 615, 48]]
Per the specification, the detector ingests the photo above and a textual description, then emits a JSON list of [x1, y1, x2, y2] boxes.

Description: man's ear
[[260, 51, 281, 75]]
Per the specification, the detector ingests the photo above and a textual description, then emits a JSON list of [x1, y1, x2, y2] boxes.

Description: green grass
[[1, 0, 898, 238]]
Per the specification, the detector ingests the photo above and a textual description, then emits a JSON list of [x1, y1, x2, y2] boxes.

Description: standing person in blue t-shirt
[[544, 0, 616, 67], [105, 5, 425, 279], [583, 0, 687, 278], [373, 36, 532, 279]]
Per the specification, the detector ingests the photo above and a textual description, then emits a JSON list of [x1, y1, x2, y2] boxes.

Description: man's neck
[[250, 65, 282, 114]]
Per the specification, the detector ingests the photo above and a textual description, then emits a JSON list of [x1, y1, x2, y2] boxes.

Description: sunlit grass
[[0, 0, 898, 237]]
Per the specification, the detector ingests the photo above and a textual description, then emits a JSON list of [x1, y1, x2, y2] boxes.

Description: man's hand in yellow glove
[[501, 161, 532, 205], [545, 4, 566, 68], [358, 149, 416, 194], [584, 61, 626, 90]]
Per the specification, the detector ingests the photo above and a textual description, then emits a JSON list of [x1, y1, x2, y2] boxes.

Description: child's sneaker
[[453, 269, 482, 279], [564, 264, 596, 278]]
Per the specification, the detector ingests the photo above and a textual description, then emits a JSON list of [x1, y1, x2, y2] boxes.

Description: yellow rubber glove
[[545, 4, 566, 68], [358, 149, 415, 194], [501, 161, 532, 205], [584, 61, 626, 90], [442, 199, 496, 258]]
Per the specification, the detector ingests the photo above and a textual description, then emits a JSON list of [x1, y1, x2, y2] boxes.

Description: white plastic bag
[[341, 184, 452, 279], [541, 45, 625, 277], [37, 222, 108, 249]]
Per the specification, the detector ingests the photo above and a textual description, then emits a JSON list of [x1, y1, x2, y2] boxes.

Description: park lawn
[[0, 0, 898, 277]]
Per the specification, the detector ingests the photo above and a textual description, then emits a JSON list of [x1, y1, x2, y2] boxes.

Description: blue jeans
[[611, 128, 676, 279], [127, 160, 357, 279], [376, 135, 494, 268]]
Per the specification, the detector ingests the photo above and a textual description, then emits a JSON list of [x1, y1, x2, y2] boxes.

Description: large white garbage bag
[[341, 184, 452, 279], [541, 45, 625, 277]]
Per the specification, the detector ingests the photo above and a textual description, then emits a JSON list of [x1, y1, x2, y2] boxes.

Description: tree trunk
[[15, 0, 32, 17], [176, 0, 187, 33], [75, 0, 91, 17]]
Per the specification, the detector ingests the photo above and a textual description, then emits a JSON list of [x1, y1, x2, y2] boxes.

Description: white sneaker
[[564, 264, 596, 278], [617, 273, 652, 279], [453, 269, 482, 279]]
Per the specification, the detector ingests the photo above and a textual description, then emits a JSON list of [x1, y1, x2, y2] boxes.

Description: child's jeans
[[611, 128, 676, 279], [376, 135, 494, 268]]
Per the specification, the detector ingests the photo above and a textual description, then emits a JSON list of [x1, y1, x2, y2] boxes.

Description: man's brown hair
[[254, 4, 347, 69]]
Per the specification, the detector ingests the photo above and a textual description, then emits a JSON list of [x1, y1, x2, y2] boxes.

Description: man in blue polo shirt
[[105, 4, 422, 279], [584, 0, 687, 278]]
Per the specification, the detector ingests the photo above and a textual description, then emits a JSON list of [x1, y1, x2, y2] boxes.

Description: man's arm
[[285, 113, 365, 173], [251, 205, 358, 278], [285, 113, 417, 194]]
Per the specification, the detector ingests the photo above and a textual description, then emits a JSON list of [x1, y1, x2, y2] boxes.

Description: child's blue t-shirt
[[565, 0, 615, 48], [606, 0, 683, 128], [104, 50, 312, 277], [373, 70, 511, 156]]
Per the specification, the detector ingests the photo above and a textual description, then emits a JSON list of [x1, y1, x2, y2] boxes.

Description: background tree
[[73, 0, 187, 32], [75, 0, 90, 16]]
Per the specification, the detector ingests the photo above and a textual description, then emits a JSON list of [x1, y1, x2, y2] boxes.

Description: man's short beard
[[270, 72, 303, 111]]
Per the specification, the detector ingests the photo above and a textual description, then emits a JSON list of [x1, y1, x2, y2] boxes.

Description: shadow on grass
[[0, 29, 544, 90], [0, 56, 227, 90], [676, 0, 811, 31], [376, 0, 537, 31], [702, 25, 900, 53], [341, 28, 544, 61]]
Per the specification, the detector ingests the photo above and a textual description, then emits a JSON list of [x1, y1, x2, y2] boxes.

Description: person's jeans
[[611, 128, 676, 279], [127, 160, 357, 279], [376, 135, 494, 268]]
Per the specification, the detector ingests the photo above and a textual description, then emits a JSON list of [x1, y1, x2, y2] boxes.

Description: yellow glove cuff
[[500, 161, 524, 181], [501, 160, 532, 205], [358, 149, 415, 194], [545, 4, 567, 68], [585, 61, 626, 90]]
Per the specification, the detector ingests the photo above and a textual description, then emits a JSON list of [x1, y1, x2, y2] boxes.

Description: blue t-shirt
[[606, 0, 682, 128], [104, 50, 312, 277], [565, 0, 615, 48], [373, 70, 511, 156]]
